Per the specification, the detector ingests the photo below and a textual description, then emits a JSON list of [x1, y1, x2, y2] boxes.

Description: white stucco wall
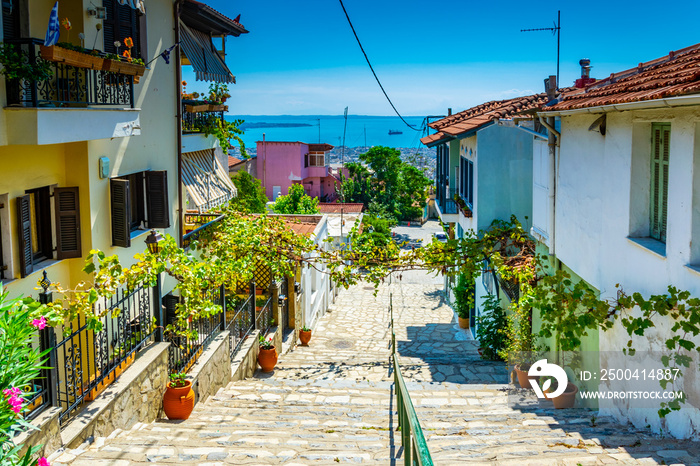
[[552, 106, 700, 438]]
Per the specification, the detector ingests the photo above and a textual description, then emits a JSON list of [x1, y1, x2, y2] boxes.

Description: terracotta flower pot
[[163, 380, 195, 420], [514, 364, 538, 389], [458, 316, 470, 329], [299, 330, 312, 346], [258, 347, 278, 372], [551, 382, 579, 409]]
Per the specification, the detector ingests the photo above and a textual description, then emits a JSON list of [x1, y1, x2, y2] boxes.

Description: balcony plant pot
[[514, 364, 538, 389], [551, 382, 579, 409], [163, 380, 195, 420], [457, 316, 470, 329], [39, 45, 104, 70], [257, 347, 278, 372], [207, 104, 228, 112], [299, 329, 312, 346], [185, 103, 209, 113], [102, 58, 146, 77]]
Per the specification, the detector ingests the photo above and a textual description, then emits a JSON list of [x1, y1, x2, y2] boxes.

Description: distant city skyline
[[182, 1, 700, 119]]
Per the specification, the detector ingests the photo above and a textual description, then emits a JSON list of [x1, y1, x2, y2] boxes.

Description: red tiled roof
[[228, 156, 241, 168], [308, 143, 334, 152], [421, 93, 549, 146], [284, 221, 317, 236], [547, 43, 700, 111], [317, 203, 364, 214]]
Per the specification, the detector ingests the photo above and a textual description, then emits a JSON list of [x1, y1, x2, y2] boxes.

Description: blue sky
[[182, 0, 700, 117]]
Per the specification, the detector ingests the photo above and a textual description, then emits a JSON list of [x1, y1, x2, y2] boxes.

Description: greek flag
[[117, 0, 145, 14], [43, 1, 60, 46]]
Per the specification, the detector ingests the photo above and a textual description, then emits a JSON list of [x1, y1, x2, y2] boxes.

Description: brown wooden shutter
[[16, 194, 33, 277], [103, 0, 140, 57], [137, 12, 148, 60], [110, 178, 131, 247], [54, 187, 82, 259], [146, 171, 170, 228]]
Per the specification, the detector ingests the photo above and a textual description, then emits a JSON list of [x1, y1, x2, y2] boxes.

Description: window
[[304, 153, 309, 168], [309, 152, 325, 167], [103, 0, 147, 59], [650, 123, 670, 243], [460, 157, 474, 208], [16, 186, 82, 277], [110, 171, 170, 247]]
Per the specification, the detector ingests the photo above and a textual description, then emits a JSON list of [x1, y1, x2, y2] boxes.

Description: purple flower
[[31, 316, 47, 330]]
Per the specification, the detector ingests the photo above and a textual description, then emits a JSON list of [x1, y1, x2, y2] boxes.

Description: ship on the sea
[[388, 130, 403, 135]]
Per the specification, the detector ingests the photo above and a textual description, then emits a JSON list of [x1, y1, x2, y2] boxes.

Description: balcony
[[182, 100, 226, 134], [3, 39, 140, 145], [436, 188, 459, 223]]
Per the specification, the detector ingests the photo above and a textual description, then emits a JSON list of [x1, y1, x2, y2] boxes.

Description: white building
[[537, 44, 700, 438]]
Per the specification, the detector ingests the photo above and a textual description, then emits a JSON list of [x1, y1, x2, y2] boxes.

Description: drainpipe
[[538, 114, 558, 259], [175, 0, 184, 247]]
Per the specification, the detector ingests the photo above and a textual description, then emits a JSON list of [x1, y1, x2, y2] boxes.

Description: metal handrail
[[390, 293, 434, 466]]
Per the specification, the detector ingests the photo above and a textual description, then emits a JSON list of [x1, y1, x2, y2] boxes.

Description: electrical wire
[[338, 0, 421, 132]]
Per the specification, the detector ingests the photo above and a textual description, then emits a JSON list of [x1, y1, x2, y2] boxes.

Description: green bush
[[476, 294, 508, 361]]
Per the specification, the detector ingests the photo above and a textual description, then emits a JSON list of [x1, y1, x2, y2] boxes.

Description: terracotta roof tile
[[547, 43, 700, 111], [284, 221, 317, 236], [228, 156, 242, 168], [420, 93, 549, 146], [317, 203, 364, 214]]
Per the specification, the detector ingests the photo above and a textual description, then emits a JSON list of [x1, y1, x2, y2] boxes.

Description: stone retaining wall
[[188, 331, 231, 403]]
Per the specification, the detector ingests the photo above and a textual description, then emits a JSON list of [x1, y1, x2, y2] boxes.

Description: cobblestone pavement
[[50, 272, 700, 464]]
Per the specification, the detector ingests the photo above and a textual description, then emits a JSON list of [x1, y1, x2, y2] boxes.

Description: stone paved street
[[49, 225, 700, 465]]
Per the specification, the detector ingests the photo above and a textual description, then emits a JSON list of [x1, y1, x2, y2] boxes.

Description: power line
[[337, 0, 421, 132]]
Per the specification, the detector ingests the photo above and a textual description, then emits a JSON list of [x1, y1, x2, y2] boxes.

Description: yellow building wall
[[1, 0, 179, 297]]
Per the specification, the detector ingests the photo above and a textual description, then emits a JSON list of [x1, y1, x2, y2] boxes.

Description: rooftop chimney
[[448, 108, 452, 116], [545, 75, 557, 100], [575, 58, 596, 88]]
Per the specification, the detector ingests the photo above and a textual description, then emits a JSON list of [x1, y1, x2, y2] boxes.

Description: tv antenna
[[521, 10, 561, 88]]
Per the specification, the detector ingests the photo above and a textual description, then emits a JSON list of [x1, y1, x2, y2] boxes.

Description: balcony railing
[[4, 39, 135, 108], [438, 189, 458, 215], [182, 100, 225, 133]]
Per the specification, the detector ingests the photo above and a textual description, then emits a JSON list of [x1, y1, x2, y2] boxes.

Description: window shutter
[[137, 12, 147, 60], [110, 178, 131, 247], [54, 187, 82, 259], [16, 194, 33, 277], [650, 123, 670, 243], [103, 0, 140, 57], [146, 171, 170, 228]]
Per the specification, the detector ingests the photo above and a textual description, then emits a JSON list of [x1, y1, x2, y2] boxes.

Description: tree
[[271, 184, 319, 214], [340, 146, 430, 221], [229, 171, 268, 213]]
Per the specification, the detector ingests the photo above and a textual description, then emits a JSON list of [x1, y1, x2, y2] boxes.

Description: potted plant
[[255, 295, 268, 311], [102, 39, 146, 79], [163, 372, 195, 420], [299, 325, 312, 346], [551, 382, 578, 409], [40, 42, 103, 70], [452, 273, 473, 329], [0, 43, 53, 82], [257, 334, 277, 372], [475, 294, 507, 361]]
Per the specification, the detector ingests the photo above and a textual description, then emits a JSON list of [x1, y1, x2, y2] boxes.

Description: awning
[[117, 0, 145, 14], [179, 19, 235, 83], [182, 149, 237, 212]]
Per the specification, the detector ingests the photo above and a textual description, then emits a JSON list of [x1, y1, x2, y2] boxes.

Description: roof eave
[[182, 1, 249, 37], [539, 93, 700, 117]]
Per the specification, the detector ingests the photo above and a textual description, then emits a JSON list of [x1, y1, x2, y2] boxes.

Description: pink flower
[[3, 387, 23, 414], [3, 387, 21, 397], [31, 316, 47, 330], [38, 458, 50, 466]]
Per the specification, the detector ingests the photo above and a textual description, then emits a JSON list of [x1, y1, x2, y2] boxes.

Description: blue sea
[[228, 115, 428, 151]]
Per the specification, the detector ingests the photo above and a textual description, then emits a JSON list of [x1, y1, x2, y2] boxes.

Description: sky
[[181, 0, 700, 117]]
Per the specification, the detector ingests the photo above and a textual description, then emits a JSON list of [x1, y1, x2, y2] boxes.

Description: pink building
[[256, 141, 347, 201]]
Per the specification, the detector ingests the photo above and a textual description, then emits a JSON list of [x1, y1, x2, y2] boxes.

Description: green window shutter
[[145, 170, 170, 228], [54, 187, 82, 259], [650, 123, 670, 243], [16, 194, 33, 277], [111, 178, 131, 247]]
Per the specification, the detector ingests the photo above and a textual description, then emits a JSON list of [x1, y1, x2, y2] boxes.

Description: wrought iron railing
[[255, 296, 274, 335], [389, 293, 434, 466], [4, 39, 135, 108], [225, 294, 255, 360], [183, 213, 225, 250], [53, 285, 155, 425], [182, 100, 225, 133], [166, 285, 223, 374]]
